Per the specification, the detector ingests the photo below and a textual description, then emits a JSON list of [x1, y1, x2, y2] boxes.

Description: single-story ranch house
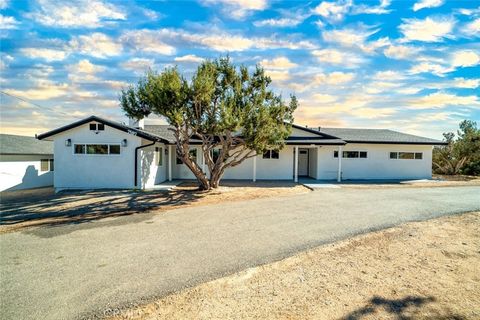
[[37, 115, 446, 191], [0, 134, 54, 191]]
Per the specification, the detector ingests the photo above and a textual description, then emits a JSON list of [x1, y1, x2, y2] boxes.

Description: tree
[[433, 120, 480, 175], [120, 57, 297, 190]]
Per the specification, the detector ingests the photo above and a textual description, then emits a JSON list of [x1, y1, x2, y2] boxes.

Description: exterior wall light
[[165, 148, 168, 155], [121, 139, 128, 147], [65, 139, 71, 146]]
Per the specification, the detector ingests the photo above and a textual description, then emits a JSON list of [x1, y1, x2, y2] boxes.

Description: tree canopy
[[120, 57, 298, 190], [433, 120, 480, 176]]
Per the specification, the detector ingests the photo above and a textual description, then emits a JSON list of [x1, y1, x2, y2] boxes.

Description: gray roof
[[0, 134, 53, 155], [144, 125, 176, 143], [317, 127, 446, 145]]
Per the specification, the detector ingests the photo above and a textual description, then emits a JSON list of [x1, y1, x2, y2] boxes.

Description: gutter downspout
[[134, 140, 156, 188]]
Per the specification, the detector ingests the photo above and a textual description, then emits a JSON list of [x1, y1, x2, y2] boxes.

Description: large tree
[[120, 57, 298, 190]]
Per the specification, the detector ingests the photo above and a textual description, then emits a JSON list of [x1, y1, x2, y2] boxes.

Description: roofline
[[36, 115, 169, 144], [285, 142, 346, 145], [290, 124, 341, 140], [343, 140, 448, 145]]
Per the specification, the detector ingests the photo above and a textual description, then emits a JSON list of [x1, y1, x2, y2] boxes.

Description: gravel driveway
[[1, 186, 479, 320]]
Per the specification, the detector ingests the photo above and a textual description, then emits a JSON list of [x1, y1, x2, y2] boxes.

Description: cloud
[[3, 80, 69, 100], [120, 30, 176, 55], [312, 49, 365, 67], [311, 93, 338, 103], [259, 57, 297, 69], [313, 0, 352, 22], [462, 18, 480, 37], [69, 59, 105, 74], [409, 61, 452, 76], [253, 17, 303, 28], [121, 28, 314, 53], [265, 70, 290, 81], [174, 54, 204, 63], [0, 14, 19, 29], [399, 17, 455, 42], [451, 50, 480, 67], [353, 0, 392, 15], [70, 33, 122, 58], [20, 48, 68, 61], [451, 78, 480, 88], [120, 58, 155, 74], [30, 0, 125, 28], [0, 0, 8, 9], [313, 72, 355, 85], [322, 26, 389, 53], [200, 0, 268, 20], [407, 91, 480, 109], [413, 0, 444, 12], [383, 44, 421, 59]]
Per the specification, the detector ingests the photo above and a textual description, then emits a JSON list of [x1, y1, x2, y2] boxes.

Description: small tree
[[433, 120, 480, 175], [120, 57, 297, 190]]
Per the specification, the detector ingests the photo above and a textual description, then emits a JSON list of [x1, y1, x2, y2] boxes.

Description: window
[[40, 159, 54, 172], [40, 159, 49, 172], [177, 148, 197, 164], [74, 144, 86, 154], [74, 144, 120, 155], [211, 149, 221, 163], [390, 152, 423, 160], [334, 151, 368, 158], [87, 144, 108, 154], [156, 147, 163, 165], [89, 123, 105, 131], [263, 150, 279, 159], [109, 145, 120, 155]]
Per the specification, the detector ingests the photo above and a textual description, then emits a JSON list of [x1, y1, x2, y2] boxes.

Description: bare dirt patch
[[338, 175, 480, 189], [109, 212, 480, 320], [0, 181, 308, 233]]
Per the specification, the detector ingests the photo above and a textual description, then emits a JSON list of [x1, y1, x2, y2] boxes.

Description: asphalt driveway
[[1, 186, 479, 319]]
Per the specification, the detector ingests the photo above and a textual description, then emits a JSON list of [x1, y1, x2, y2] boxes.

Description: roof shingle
[[1, 134, 53, 155]]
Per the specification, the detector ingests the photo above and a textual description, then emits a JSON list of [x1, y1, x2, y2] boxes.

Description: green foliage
[[433, 120, 480, 175], [119, 57, 298, 189]]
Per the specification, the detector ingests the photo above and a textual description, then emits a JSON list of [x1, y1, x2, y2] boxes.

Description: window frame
[[263, 150, 280, 160], [333, 150, 368, 159], [73, 143, 121, 156], [40, 159, 54, 172], [389, 152, 423, 160]]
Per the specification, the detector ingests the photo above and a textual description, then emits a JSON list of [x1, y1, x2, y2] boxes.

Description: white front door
[[298, 148, 309, 176]]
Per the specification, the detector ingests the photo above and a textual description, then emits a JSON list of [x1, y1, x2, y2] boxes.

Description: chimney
[[128, 117, 145, 130]]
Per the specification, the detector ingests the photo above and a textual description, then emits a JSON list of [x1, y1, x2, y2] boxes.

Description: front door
[[298, 148, 309, 176]]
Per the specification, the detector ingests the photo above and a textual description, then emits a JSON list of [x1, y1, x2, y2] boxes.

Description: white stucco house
[[0, 134, 54, 191], [36, 115, 446, 191]]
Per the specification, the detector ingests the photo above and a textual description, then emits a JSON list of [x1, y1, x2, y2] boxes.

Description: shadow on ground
[[0, 187, 206, 231], [341, 295, 466, 320]]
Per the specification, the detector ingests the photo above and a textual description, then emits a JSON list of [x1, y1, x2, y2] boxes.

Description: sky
[[0, 0, 479, 139]]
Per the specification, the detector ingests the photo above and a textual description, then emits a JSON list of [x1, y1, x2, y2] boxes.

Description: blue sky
[[0, 0, 479, 139]]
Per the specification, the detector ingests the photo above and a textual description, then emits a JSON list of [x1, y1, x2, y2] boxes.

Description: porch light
[[65, 139, 71, 147], [165, 148, 168, 155], [121, 139, 127, 147]]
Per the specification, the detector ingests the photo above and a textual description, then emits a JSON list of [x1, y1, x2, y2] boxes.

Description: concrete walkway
[[1, 186, 479, 320]]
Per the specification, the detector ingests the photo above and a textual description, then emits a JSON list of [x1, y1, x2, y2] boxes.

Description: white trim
[[72, 143, 122, 156], [168, 145, 172, 181], [337, 145, 342, 182], [294, 146, 299, 182]]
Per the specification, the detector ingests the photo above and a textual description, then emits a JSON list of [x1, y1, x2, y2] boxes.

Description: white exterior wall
[[52, 123, 143, 190], [308, 147, 318, 179], [317, 144, 433, 180], [0, 155, 53, 191], [139, 142, 168, 188]]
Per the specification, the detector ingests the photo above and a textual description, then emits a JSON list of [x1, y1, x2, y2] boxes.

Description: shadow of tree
[[341, 295, 466, 320], [0, 187, 208, 231]]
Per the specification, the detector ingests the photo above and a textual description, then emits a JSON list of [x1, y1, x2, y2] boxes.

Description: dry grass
[[109, 212, 480, 320], [0, 181, 308, 233]]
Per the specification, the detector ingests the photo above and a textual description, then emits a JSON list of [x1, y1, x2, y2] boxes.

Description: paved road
[[1, 186, 479, 319]]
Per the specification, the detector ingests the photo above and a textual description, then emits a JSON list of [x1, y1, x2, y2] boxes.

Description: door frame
[[297, 148, 309, 177]]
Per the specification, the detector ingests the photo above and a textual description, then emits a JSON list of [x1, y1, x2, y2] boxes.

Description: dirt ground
[[109, 212, 480, 320], [0, 181, 309, 233]]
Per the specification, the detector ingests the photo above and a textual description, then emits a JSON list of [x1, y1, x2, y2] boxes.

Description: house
[[36, 115, 446, 191], [0, 134, 54, 191]]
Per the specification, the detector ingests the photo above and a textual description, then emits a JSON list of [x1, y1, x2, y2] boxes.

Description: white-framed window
[[334, 151, 367, 158], [89, 123, 105, 131], [389, 152, 423, 160], [155, 147, 163, 166], [40, 159, 54, 172], [74, 144, 121, 155], [263, 150, 279, 159]]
